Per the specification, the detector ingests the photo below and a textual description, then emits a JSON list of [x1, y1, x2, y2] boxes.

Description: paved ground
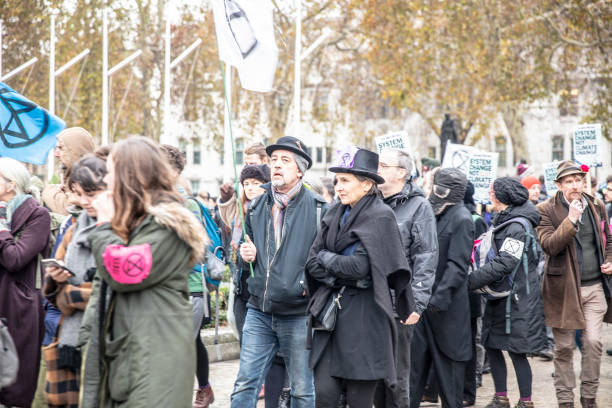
[[206, 324, 612, 407]]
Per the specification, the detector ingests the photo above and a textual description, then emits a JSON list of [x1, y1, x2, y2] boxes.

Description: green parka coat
[[79, 201, 208, 407]]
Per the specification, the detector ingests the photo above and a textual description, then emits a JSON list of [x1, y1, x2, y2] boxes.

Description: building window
[[325, 147, 332, 165], [179, 138, 187, 163], [191, 180, 200, 194], [316, 147, 323, 163], [306, 147, 313, 159], [235, 138, 244, 164], [559, 89, 579, 117], [495, 136, 507, 168], [427, 146, 436, 159], [193, 139, 201, 165], [552, 135, 564, 161]]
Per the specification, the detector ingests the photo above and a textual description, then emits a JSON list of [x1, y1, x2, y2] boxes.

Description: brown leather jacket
[[537, 191, 612, 329]]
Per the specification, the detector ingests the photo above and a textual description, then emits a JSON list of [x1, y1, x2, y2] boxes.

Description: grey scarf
[[59, 212, 97, 367]]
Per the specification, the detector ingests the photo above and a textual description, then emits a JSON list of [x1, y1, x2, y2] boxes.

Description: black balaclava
[[429, 168, 468, 215]]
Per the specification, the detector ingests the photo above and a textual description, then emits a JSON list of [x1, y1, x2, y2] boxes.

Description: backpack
[[187, 197, 225, 287], [470, 217, 539, 333], [0, 318, 19, 389]]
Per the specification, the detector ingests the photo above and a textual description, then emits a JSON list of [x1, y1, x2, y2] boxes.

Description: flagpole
[[47, 13, 56, 181], [0, 20, 3, 78], [293, 0, 302, 139], [102, 8, 109, 146], [223, 63, 233, 181], [162, 17, 171, 145]]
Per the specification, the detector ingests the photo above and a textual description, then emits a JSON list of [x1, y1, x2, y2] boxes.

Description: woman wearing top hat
[[305, 146, 413, 408]]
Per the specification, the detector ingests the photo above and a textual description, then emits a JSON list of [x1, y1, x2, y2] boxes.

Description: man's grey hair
[[293, 153, 309, 177], [389, 149, 413, 181]]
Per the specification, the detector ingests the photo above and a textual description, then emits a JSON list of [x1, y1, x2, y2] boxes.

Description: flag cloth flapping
[[0, 82, 65, 165], [211, 0, 278, 92]]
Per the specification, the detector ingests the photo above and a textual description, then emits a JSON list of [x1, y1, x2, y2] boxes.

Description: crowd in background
[[0, 129, 611, 408]]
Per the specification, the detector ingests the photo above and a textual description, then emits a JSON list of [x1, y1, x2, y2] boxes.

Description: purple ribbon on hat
[[335, 145, 359, 169]]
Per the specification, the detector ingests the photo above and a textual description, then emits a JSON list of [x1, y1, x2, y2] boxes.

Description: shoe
[[476, 374, 483, 388], [558, 403, 574, 408], [484, 395, 510, 408], [463, 400, 476, 407], [514, 401, 534, 408], [422, 394, 438, 403], [606, 349, 612, 356], [278, 387, 291, 408], [337, 391, 347, 407], [538, 348, 553, 361], [580, 397, 597, 408], [193, 385, 215, 408], [482, 365, 491, 374]]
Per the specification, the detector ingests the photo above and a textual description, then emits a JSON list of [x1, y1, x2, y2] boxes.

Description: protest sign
[[442, 141, 475, 175], [375, 131, 410, 153], [543, 161, 559, 197], [467, 151, 498, 204], [573, 123, 602, 167]]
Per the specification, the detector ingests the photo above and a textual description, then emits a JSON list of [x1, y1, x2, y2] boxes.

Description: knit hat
[[493, 177, 529, 206], [516, 162, 533, 178], [240, 164, 270, 184], [520, 176, 540, 190]]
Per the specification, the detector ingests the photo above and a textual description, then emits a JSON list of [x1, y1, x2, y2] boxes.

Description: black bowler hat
[[265, 136, 312, 169], [328, 146, 385, 184]]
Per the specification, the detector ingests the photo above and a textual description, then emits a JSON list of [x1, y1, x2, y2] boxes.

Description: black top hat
[[328, 146, 385, 184], [265, 136, 312, 169]]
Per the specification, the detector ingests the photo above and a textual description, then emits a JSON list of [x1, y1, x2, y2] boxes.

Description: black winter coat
[[468, 201, 547, 354], [422, 203, 474, 362]]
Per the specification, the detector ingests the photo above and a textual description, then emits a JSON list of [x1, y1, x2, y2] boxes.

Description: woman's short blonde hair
[[0, 157, 38, 200]]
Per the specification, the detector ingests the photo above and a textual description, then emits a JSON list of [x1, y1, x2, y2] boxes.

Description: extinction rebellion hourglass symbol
[[0, 86, 50, 148]]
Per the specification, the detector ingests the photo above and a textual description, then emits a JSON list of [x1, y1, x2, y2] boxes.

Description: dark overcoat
[[468, 201, 547, 353], [422, 203, 473, 362], [536, 191, 612, 329], [0, 197, 49, 407]]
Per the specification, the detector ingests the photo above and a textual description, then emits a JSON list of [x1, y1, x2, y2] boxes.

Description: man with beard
[[374, 149, 438, 408], [409, 168, 474, 408], [231, 136, 327, 408]]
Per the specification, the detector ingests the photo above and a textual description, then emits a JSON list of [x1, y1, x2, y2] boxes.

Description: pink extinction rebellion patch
[[102, 243, 153, 284]]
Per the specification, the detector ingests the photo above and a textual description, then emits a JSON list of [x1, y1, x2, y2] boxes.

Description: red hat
[[521, 176, 540, 190]]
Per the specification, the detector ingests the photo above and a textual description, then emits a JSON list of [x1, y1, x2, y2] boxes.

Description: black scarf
[[307, 193, 413, 387]]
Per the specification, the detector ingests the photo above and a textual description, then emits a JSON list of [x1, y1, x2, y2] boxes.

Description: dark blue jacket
[[241, 182, 327, 315]]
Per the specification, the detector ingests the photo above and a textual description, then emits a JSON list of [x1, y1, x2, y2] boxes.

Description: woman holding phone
[[42, 154, 107, 407]]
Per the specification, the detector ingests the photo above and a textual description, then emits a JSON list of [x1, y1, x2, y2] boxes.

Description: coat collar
[[9, 197, 39, 234]]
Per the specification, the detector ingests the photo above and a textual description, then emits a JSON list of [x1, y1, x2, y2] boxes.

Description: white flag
[[211, 0, 278, 92]]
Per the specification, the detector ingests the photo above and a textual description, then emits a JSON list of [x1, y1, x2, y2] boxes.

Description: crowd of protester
[[0, 130, 611, 408]]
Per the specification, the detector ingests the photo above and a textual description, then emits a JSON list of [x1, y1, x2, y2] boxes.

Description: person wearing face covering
[[409, 168, 474, 408]]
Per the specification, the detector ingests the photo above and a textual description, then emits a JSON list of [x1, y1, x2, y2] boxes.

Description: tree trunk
[[500, 103, 527, 165]]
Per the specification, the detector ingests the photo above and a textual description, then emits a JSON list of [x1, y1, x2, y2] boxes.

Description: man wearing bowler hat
[[537, 160, 612, 408], [231, 136, 327, 408]]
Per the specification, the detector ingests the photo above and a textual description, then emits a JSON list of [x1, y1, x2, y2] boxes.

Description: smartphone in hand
[[41, 258, 76, 277]]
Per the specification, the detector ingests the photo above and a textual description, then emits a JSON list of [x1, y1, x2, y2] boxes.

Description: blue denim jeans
[[231, 307, 315, 408]]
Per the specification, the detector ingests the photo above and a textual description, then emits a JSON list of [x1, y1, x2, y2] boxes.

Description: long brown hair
[[110, 136, 182, 242]]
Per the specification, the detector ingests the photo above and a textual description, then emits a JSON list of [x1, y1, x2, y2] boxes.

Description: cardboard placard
[[543, 161, 559, 197], [467, 151, 499, 204], [442, 142, 475, 175], [375, 131, 410, 153], [573, 123, 602, 167]]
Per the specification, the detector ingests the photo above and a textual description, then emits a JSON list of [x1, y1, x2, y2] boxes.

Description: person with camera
[[537, 161, 612, 408]]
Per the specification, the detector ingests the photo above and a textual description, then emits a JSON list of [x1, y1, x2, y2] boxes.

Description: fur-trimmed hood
[[147, 201, 209, 264]]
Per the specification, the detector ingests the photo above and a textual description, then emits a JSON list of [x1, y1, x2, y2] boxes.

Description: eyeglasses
[[378, 163, 401, 170]]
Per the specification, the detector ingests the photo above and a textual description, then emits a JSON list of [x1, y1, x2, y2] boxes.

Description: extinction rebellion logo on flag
[[0, 82, 65, 165], [0, 86, 50, 148]]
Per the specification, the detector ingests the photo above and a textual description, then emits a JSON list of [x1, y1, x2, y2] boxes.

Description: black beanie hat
[[493, 177, 529, 206], [463, 181, 476, 207], [240, 164, 270, 185]]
